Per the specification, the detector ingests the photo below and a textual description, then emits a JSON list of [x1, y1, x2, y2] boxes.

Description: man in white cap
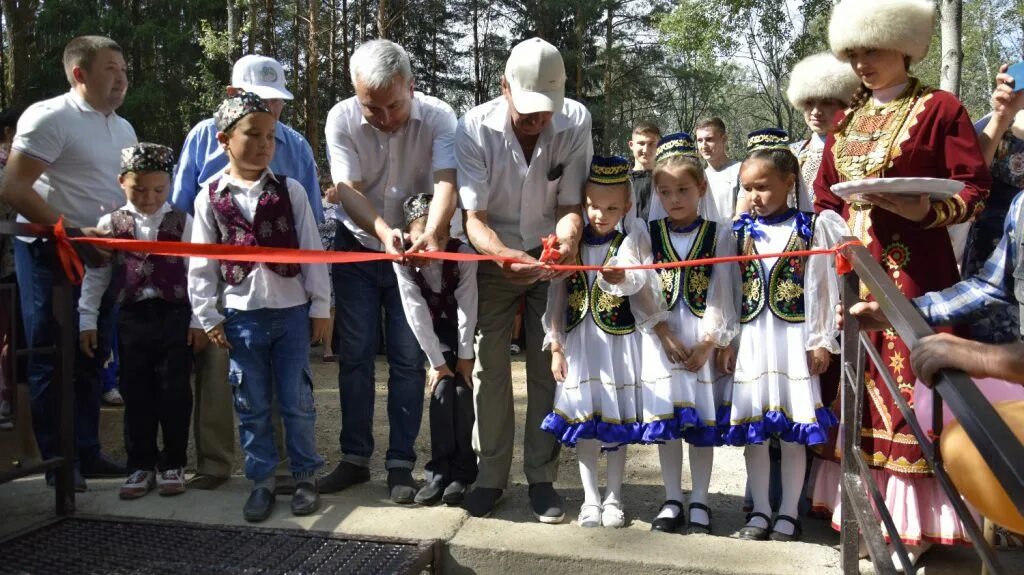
[[457, 37, 592, 522], [171, 54, 321, 492]]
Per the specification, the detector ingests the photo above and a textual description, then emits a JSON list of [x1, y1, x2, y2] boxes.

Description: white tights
[[578, 439, 627, 507], [655, 441, 715, 522], [745, 441, 806, 535]]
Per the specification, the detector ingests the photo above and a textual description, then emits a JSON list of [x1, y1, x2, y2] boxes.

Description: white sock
[[604, 446, 627, 507], [578, 439, 602, 507], [892, 541, 933, 573], [774, 441, 808, 535], [744, 443, 771, 529], [657, 440, 684, 519], [688, 445, 714, 525]]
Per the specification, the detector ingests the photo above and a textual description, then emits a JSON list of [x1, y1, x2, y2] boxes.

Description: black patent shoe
[[684, 502, 713, 535], [737, 511, 771, 541], [291, 481, 320, 516], [650, 499, 686, 533], [769, 514, 803, 542], [243, 487, 276, 522]]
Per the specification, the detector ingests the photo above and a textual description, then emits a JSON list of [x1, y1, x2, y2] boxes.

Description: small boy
[[78, 143, 206, 499], [393, 194, 478, 506], [189, 92, 330, 522], [627, 121, 660, 221]]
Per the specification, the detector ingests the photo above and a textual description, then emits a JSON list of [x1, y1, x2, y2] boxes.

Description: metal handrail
[[837, 238, 1024, 575], [0, 219, 77, 516]]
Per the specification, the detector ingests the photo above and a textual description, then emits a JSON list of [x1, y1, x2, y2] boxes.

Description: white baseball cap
[[231, 54, 294, 100], [504, 38, 565, 114]]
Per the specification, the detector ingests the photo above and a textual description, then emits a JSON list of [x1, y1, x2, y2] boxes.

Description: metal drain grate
[[0, 516, 439, 574]]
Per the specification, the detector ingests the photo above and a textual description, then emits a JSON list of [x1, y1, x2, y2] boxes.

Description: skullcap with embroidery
[[746, 128, 792, 154], [588, 155, 630, 185], [402, 193, 433, 228], [656, 132, 698, 163], [120, 143, 175, 175], [214, 91, 272, 132]]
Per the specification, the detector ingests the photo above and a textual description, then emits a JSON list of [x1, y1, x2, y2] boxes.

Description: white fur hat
[[829, 0, 936, 64], [787, 53, 862, 109]]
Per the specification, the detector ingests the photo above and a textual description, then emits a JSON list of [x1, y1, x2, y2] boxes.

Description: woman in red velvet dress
[[809, 0, 992, 570]]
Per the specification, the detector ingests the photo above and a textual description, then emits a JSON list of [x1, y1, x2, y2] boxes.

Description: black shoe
[[317, 461, 370, 494], [769, 514, 803, 542], [528, 482, 565, 524], [463, 487, 503, 517], [650, 500, 686, 533], [684, 502, 713, 535], [442, 480, 468, 506], [737, 511, 771, 541], [291, 481, 320, 516], [80, 453, 127, 478], [387, 468, 418, 504], [243, 487, 276, 522], [45, 468, 87, 492], [275, 475, 296, 495], [414, 479, 446, 506]]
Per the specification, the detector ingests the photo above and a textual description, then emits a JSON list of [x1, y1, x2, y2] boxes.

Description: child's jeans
[[223, 305, 323, 482]]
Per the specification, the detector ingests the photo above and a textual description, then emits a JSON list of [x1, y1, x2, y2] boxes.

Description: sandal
[[684, 502, 713, 535], [650, 499, 686, 533], [737, 511, 771, 541], [769, 514, 803, 542]]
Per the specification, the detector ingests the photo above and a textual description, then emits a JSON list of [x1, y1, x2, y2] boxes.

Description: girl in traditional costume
[[726, 129, 846, 542], [810, 0, 991, 567], [628, 133, 739, 535], [541, 156, 646, 529]]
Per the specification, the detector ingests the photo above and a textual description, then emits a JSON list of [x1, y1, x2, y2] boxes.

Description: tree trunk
[[574, 2, 584, 100], [328, 0, 337, 103], [939, 0, 963, 95], [293, 0, 303, 122], [472, 0, 481, 104], [342, 0, 351, 95], [377, 0, 389, 40], [248, 0, 258, 53], [263, 0, 276, 57], [227, 0, 241, 62], [306, 0, 320, 153], [602, 2, 614, 154], [1, 0, 39, 104]]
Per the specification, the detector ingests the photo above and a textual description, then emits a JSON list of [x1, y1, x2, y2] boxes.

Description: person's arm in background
[[977, 64, 1024, 166], [912, 335, 1024, 386], [171, 122, 208, 215]]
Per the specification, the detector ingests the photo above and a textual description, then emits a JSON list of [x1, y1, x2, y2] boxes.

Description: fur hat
[[829, 0, 935, 65], [787, 53, 862, 109]]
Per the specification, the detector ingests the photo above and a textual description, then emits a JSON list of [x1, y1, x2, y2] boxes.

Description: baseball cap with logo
[[231, 54, 294, 100], [504, 38, 565, 115]]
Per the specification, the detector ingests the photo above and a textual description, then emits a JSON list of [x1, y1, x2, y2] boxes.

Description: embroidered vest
[[736, 213, 817, 324], [565, 232, 636, 335], [208, 175, 301, 286], [1014, 202, 1024, 342], [649, 218, 718, 318], [109, 208, 189, 305], [412, 238, 463, 351]]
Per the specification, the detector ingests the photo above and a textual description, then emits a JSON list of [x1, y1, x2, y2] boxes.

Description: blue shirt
[[171, 117, 323, 223], [914, 192, 1022, 328]]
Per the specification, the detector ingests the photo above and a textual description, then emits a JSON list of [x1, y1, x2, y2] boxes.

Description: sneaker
[[102, 388, 124, 406], [509, 343, 521, 356], [120, 470, 155, 499], [156, 468, 186, 496], [528, 482, 565, 524], [601, 501, 625, 528], [578, 503, 602, 528]]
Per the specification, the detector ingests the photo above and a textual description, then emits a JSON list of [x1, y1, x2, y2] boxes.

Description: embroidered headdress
[[403, 193, 433, 228], [120, 143, 175, 175], [746, 129, 792, 154], [829, 0, 935, 65], [588, 155, 630, 185], [215, 91, 272, 132], [655, 132, 698, 163]]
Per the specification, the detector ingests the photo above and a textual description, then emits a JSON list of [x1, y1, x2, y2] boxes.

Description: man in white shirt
[[457, 38, 591, 522], [319, 39, 459, 503], [695, 117, 743, 222], [0, 36, 137, 490]]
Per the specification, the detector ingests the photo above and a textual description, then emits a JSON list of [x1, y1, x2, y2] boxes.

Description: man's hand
[[207, 322, 232, 349], [79, 329, 98, 358], [808, 347, 831, 376], [501, 249, 545, 284], [551, 348, 568, 382], [684, 340, 714, 372], [715, 346, 737, 374], [845, 301, 891, 332], [545, 234, 579, 280], [379, 226, 406, 257], [654, 322, 690, 364], [187, 328, 209, 354], [911, 332, 985, 387], [992, 64, 1024, 122], [455, 357, 475, 389], [407, 226, 443, 255], [311, 317, 331, 344], [428, 364, 455, 393], [325, 184, 340, 205], [861, 193, 931, 223], [600, 266, 626, 285]]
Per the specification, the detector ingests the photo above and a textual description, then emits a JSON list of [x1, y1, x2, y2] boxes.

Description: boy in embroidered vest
[[724, 129, 846, 542], [541, 155, 654, 529], [188, 92, 331, 522], [629, 133, 739, 535], [78, 143, 205, 499], [392, 194, 478, 506]]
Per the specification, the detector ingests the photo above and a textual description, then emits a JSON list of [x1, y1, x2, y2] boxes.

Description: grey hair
[[349, 39, 413, 90], [63, 36, 122, 86]]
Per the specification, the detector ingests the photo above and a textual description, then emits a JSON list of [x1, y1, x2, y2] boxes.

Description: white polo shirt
[[325, 91, 457, 251], [457, 97, 592, 252], [702, 160, 742, 223], [12, 90, 138, 233]]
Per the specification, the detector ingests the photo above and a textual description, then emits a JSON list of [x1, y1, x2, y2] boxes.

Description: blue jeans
[[223, 305, 323, 481], [333, 230, 425, 470], [14, 239, 115, 462]]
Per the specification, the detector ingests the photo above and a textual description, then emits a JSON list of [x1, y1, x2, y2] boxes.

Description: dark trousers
[[425, 352, 477, 484], [118, 299, 194, 472]]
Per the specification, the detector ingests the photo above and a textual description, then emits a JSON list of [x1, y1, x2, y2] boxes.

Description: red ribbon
[[53, 218, 86, 285]]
